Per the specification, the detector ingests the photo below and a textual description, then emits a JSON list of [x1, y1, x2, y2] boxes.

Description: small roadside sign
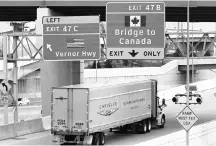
[[0, 80, 11, 94], [176, 106, 198, 131]]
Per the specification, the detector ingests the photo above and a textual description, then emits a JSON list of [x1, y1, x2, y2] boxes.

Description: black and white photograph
[[0, 0, 216, 146]]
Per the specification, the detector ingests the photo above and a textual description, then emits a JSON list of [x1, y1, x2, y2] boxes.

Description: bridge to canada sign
[[106, 2, 165, 60]]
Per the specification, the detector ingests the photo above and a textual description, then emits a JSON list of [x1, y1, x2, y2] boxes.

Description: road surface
[[1, 87, 216, 145]]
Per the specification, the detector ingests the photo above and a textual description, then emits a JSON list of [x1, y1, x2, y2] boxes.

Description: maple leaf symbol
[[131, 17, 139, 25]]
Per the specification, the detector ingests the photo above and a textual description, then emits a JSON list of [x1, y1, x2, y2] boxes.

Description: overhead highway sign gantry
[[106, 2, 165, 60], [42, 16, 100, 61]]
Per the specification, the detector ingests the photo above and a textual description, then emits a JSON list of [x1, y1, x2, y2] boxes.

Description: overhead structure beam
[[1, 31, 216, 61], [1, 6, 216, 21]]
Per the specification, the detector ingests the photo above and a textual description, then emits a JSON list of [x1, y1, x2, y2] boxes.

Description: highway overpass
[[0, 1, 216, 22]]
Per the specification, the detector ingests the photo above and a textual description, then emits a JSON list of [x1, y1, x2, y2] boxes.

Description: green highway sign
[[42, 16, 100, 61], [106, 2, 165, 60]]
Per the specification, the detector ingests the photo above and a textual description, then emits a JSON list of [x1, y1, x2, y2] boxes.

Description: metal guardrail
[[165, 32, 216, 58]]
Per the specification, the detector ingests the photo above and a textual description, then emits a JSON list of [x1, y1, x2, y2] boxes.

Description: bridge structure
[[1, 0, 216, 119]]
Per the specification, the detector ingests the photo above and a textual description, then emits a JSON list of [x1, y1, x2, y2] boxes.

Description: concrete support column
[[36, 8, 84, 116], [12, 31, 18, 123]]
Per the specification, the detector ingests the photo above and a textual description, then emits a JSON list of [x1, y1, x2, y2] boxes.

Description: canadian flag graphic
[[125, 15, 146, 27]]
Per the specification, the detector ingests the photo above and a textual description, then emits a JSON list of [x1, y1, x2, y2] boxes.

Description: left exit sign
[[42, 16, 100, 61]]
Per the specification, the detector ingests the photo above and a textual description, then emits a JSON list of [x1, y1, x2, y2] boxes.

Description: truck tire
[[92, 133, 100, 145], [147, 120, 152, 132], [99, 132, 105, 145], [140, 120, 147, 134]]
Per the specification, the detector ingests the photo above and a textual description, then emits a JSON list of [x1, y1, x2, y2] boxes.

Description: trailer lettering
[[131, 106, 139, 110], [123, 97, 145, 106], [57, 119, 66, 125], [97, 101, 120, 116], [99, 102, 118, 109]]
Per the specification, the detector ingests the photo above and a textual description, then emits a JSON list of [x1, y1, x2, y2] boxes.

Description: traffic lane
[[3, 88, 216, 145], [29, 98, 42, 106]]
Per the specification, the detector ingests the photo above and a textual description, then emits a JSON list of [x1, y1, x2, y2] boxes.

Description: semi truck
[[51, 79, 166, 145]]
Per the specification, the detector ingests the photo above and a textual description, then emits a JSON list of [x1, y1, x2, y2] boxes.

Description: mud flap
[[83, 135, 93, 145], [52, 134, 65, 143]]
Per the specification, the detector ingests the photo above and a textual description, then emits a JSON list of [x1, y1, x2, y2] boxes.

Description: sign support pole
[[96, 60, 98, 82], [186, 0, 190, 146], [13, 34, 18, 123], [3, 34, 8, 125]]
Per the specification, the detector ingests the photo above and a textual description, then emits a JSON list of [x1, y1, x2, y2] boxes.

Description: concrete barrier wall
[[0, 116, 50, 141], [84, 60, 178, 78], [84, 60, 179, 84], [178, 59, 216, 65], [134, 119, 216, 146], [0, 124, 16, 140]]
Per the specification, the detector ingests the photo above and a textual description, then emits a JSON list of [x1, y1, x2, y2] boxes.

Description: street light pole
[[192, 23, 194, 83], [186, 0, 190, 146], [3, 33, 8, 125], [96, 60, 98, 82]]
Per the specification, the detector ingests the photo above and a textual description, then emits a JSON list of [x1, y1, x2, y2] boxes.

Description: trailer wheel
[[99, 132, 105, 145], [140, 120, 147, 134], [92, 133, 100, 145], [147, 120, 152, 132]]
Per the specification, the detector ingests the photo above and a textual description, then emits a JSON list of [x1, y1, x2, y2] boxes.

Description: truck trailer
[[51, 79, 166, 145]]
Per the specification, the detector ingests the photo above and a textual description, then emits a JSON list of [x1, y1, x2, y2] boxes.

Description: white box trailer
[[51, 79, 166, 145]]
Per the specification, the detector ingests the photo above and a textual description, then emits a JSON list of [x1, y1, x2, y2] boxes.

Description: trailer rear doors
[[52, 88, 88, 133], [52, 88, 70, 132]]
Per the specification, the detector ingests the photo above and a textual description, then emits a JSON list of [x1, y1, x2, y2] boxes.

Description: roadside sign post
[[2, 34, 8, 125], [186, 1, 190, 146], [13, 34, 18, 123], [106, 2, 165, 60], [42, 16, 100, 61]]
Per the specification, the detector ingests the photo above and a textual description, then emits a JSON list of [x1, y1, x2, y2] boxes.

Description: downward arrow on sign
[[128, 50, 139, 57]]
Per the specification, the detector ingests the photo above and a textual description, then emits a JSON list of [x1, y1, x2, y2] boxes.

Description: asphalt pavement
[[1, 87, 216, 145]]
